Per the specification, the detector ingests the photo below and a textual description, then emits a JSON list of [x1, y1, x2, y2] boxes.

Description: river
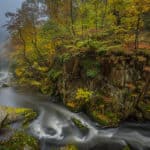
[[0, 1, 150, 150]]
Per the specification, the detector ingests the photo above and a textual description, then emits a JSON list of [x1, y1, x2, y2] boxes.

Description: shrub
[[107, 45, 122, 51], [58, 53, 71, 63], [48, 69, 62, 81], [97, 46, 108, 55], [86, 69, 99, 78], [75, 88, 93, 103], [83, 59, 100, 70], [89, 40, 102, 50], [30, 80, 41, 87], [76, 40, 91, 48]]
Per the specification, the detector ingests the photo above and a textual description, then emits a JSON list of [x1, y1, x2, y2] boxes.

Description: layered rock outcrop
[[53, 49, 150, 126]]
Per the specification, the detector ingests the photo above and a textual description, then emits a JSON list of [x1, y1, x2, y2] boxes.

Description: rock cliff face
[[54, 49, 150, 126]]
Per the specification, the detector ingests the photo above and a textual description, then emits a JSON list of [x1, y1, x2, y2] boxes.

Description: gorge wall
[[52, 49, 150, 126]]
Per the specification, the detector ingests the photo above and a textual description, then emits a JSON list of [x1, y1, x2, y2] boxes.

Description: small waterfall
[[0, 42, 9, 70], [0, 41, 12, 87]]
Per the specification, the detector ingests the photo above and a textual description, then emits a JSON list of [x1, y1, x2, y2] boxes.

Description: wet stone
[[44, 127, 57, 136], [0, 109, 7, 128]]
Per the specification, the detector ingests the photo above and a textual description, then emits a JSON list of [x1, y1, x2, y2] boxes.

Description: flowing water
[[0, 1, 150, 150], [0, 77, 150, 150]]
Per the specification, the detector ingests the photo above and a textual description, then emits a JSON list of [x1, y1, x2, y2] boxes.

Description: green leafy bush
[[89, 40, 102, 50], [97, 46, 108, 55], [48, 69, 62, 81], [58, 53, 71, 63], [76, 40, 90, 48], [86, 69, 99, 78]]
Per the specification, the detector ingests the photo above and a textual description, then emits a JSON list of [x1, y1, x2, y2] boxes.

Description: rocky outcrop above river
[[52, 49, 150, 126]]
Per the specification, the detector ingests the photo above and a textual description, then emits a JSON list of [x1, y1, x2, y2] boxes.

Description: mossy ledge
[[0, 131, 39, 150], [0, 105, 37, 126], [0, 105, 39, 149]]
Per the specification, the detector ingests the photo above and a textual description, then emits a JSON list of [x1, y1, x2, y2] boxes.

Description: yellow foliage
[[33, 62, 48, 72], [75, 88, 93, 102], [66, 145, 78, 150], [15, 68, 25, 77], [92, 111, 110, 125], [30, 80, 41, 87], [38, 66, 48, 72], [66, 101, 76, 108]]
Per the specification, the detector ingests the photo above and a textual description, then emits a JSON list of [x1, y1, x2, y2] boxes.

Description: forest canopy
[[6, 0, 150, 93]]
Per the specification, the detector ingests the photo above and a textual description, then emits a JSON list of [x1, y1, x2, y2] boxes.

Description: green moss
[[90, 110, 119, 126], [1, 106, 37, 125], [75, 88, 93, 103], [91, 111, 110, 126], [105, 112, 120, 125], [76, 39, 90, 49], [40, 85, 50, 94], [123, 145, 131, 150], [97, 46, 108, 55], [48, 69, 62, 81], [71, 118, 87, 130], [23, 110, 37, 125], [60, 145, 78, 150], [86, 69, 99, 78], [58, 53, 72, 63], [0, 131, 39, 150], [88, 40, 103, 50], [108, 45, 122, 51]]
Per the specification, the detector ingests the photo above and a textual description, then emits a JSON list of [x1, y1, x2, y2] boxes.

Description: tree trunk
[[32, 21, 48, 67], [95, 4, 98, 37], [101, 1, 107, 28], [18, 29, 31, 65], [70, 0, 75, 36], [135, 15, 141, 50]]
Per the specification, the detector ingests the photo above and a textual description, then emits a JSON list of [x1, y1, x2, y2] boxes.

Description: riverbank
[[0, 86, 150, 150], [13, 48, 150, 127]]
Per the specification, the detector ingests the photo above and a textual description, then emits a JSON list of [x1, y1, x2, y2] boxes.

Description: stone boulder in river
[[0, 105, 37, 128], [0, 108, 8, 128]]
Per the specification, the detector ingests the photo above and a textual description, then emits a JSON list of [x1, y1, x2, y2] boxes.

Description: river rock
[[0, 105, 37, 127], [2, 83, 9, 87], [0, 109, 8, 128]]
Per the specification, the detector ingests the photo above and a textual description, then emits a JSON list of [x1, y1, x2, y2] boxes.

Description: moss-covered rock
[[122, 145, 131, 150], [89, 110, 120, 127], [60, 144, 78, 150], [0, 106, 39, 150], [71, 118, 88, 131], [0, 106, 37, 126], [0, 131, 39, 150]]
